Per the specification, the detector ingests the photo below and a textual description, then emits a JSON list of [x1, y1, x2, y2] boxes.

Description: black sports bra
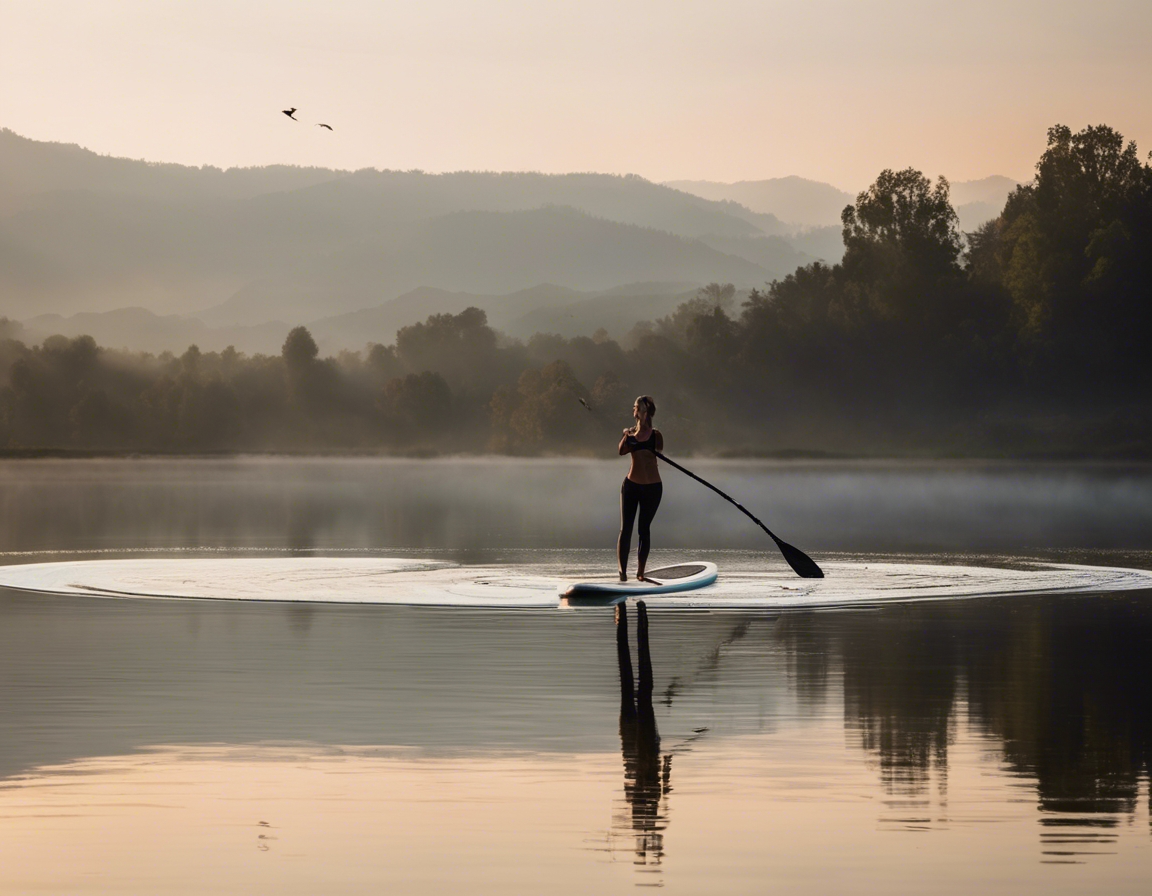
[[628, 430, 658, 453]]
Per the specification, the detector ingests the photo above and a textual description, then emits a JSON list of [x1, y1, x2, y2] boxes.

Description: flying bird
[[282, 107, 298, 120], [317, 123, 333, 131]]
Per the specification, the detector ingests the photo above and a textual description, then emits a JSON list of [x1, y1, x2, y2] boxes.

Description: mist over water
[[0, 457, 1150, 556]]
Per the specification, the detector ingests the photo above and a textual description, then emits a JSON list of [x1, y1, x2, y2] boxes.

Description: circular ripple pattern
[[1, 557, 1150, 609]]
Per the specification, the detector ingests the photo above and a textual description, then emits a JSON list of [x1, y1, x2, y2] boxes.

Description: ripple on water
[[0, 556, 1150, 608]]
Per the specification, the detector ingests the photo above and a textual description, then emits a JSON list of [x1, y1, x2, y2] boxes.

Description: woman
[[618, 395, 663, 582]]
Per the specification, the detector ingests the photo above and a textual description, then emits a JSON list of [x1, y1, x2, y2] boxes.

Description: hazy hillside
[[306, 285, 587, 351], [20, 281, 702, 354], [0, 129, 339, 208], [695, 233, 813, 273], [0, 130, 784, 239], [2, 129, 1012, 347], [21, 307, 291, 355], [666, 176, 854, 229], [183, 207, 771, 327], [668, 172, 1018, 237], [310, 282, 700, 348], [0, 129, 800, 321], [950, 175, 1021, 232], [505, 287, 698, 342], [949, 175, 1019, 206], [784, 227, 845, 264]]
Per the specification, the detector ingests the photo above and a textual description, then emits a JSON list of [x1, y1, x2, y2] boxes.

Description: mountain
[[950, 175, 1020, 207], [308, 283, 700, 349], [19, 282, 707, 355], [784, 226, 846, 265], [0, 129, 795, 321], [950, 176, 1020, 232], [667, 173, 1022, 254], [21, 307, 291, 355], [665, 176, 854, 229], [695, 233, 813, 274], [306, 285, 585, 350], [184, 206, 772, 328], [0, 130, 339, 210], [503, 288, 698, 342]]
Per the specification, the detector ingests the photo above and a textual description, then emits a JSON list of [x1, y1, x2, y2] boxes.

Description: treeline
[[1, 124, 1149, 457]]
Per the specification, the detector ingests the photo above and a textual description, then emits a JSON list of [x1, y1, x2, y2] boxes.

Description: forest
[[1, 124, 1149, 458]]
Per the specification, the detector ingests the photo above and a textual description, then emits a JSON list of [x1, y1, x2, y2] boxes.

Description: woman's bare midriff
[[626, 430, 662, 484]]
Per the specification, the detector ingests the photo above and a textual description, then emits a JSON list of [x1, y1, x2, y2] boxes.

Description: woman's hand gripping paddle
[[580, 398, 823, 579]]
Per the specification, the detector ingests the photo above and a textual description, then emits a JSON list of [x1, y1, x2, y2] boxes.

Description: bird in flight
[[317, 123, 333, 131], [282, 107, 298, 120]]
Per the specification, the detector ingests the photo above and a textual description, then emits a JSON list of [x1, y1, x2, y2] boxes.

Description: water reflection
[[615, 601, 671, 870], [2, 579, 1152, 876], [776, 595, 1152, 858]]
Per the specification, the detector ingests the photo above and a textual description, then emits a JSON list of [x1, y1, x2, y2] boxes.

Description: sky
[[2, 0, 1150, 190]]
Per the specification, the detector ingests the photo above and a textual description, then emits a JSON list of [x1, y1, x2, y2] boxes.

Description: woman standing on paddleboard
[[618, 395, 662, 582]]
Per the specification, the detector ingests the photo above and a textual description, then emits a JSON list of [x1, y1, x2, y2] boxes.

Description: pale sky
[[2, 0, 1150, 190]]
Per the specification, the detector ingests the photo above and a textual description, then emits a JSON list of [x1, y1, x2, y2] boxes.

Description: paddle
[[580, 398, 824, 579], [649, 450, 823, 579]]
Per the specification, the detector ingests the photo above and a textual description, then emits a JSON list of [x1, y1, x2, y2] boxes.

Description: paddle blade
[[776, 538, 824, 579]]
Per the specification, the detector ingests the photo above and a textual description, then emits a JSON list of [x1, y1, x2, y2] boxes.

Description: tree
[[993, 125, 1152, 387], [842, 169, 962, 272], [379, 371, 452, 443], [489, 361, 592, 453], [838, 168, 964, 328], [395, 307, 500, 391], [282, 327, 319, 372], [279, 326, 337, 418], [655, 284, 736, 346], [696, 282, 737, 313], [1033, 124, 1147, 239], [0, 318, 23, 341]]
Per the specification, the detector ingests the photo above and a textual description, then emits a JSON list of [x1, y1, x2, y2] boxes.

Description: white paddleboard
[[561, 562, 718, 604]]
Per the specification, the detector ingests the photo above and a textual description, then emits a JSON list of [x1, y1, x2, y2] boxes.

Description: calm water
[[1, 458, 1151, 894]]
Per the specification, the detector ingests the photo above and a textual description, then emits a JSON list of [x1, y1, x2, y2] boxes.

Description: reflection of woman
[[617, 395, 663, 582], [616, 601, 669, 866]]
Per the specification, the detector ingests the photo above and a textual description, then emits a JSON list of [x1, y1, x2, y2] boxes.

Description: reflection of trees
[[963, 600, 1152, 816], [775, 610, 957, 794], [616, 601, 670, 866], [840, 612, 957, 794], [776, 597, 1152, 818]]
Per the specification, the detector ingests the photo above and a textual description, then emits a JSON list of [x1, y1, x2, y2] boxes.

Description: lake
[[1, 457, 1150, 893]]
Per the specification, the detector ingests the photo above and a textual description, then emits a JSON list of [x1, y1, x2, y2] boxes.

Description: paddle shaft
[[651, 450, 786, 548], [651, 448, 823, 577]]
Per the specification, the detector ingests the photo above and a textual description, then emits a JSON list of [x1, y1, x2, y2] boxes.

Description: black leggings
[[618, 479, 663, 574]]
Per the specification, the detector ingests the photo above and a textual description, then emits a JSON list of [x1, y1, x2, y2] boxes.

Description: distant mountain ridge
[[665, 174, 1020, 233], [666, 176, 854, 230], [22, 282, 702, 355], [22, 307, 290, 356], [0, 128, 805, 323], [2, 129, 1018, 354]]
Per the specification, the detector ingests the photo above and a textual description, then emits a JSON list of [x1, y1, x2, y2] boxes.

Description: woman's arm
[[619, 429, 634, 456], [654, 430, 664, 453]]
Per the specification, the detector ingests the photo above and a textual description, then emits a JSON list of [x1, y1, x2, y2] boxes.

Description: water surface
[[1, 458, 1150, 893]]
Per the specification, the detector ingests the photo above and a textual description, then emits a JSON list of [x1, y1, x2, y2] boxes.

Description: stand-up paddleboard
[[561, 562, 718, 605]]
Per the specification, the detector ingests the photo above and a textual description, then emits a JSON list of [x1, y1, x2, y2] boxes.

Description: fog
[[1, 458, 1149, 555]]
